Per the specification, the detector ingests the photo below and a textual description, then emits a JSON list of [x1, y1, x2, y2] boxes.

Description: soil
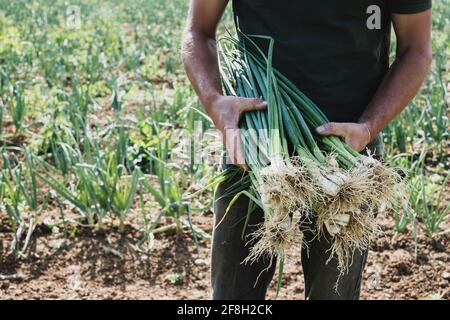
[[1, 213, 449, 300]]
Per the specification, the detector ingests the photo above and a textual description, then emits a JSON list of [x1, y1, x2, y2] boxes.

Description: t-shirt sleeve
[[389, 0, 432, 14]]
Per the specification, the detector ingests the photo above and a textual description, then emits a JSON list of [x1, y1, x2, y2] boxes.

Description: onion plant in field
[[130, 102, 215, 245], [0, 147, 48, 255], [414, 174, 449, 237], [33, 123, 140, 231], [138, 139, 211, 251], [387, 150, 450, 237], [10, 84, 27, 133]]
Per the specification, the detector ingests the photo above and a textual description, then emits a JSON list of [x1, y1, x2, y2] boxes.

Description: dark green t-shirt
[[232, 0, 432, 122]]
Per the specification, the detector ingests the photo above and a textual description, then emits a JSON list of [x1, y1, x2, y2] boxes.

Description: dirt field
[[1, 213, 448, 300]]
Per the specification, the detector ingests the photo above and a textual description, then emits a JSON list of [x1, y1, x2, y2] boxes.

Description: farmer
[[181, 0, 432, 300]]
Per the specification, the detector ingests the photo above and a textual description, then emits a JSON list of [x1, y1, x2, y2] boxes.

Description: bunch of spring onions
[[218, 34, 402, 281]]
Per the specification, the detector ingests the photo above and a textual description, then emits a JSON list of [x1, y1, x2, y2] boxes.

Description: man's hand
[[316, 11, 431, 152], [316, 122, 371, 152], [182, 1, 263, 169], [209, 95, 267, 170]]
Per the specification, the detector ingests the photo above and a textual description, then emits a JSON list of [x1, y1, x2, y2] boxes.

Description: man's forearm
[[181, 27, 267, 168], [182, 30, 222, 112], [358, 49, 432, 140]]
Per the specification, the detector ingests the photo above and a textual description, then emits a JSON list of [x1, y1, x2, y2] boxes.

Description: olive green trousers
[[211, 136, 384, 300]]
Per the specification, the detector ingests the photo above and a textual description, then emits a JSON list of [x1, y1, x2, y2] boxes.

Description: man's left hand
[[316, 122, 371, 152]]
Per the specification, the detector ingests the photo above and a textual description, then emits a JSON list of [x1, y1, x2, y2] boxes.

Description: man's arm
[[181, 0, 267, 169], [316, 10, 432, 152]]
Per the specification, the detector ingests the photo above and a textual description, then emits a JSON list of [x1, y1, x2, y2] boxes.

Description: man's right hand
[[208, 95, 267, 170], [181, 1, 267, 170]]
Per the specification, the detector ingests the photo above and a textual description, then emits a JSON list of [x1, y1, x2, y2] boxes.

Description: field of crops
[[0, 0, 449, 300]]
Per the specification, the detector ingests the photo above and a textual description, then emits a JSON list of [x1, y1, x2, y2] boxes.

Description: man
[[182, 0, 432, 300]]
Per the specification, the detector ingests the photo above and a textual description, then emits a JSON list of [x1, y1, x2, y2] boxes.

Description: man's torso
[[232, 0, 392, 122]]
